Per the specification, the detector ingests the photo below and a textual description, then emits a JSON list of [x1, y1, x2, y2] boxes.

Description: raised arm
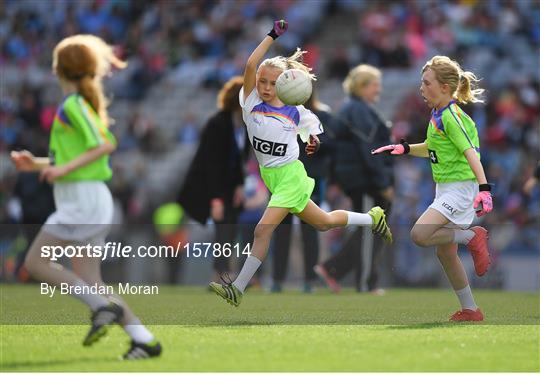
[[243, 20, 288, 101]]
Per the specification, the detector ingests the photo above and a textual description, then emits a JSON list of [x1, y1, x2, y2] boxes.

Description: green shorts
[[259, 160, 314, 214]]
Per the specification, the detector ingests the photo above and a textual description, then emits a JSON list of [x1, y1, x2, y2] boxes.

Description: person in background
[[178, 76, 249, 282], [523, 161, 540, 196], [315, 64, 394, 294]]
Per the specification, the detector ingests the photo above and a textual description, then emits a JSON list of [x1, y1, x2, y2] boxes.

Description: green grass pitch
[[1, 285, 539, 372]]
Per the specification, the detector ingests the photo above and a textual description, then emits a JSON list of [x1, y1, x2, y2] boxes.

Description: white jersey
[[239, 87, 323, 168]]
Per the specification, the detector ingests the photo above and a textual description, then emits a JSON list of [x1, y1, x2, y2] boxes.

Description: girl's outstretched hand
[[10, 150, 35, 171], [305, 134, 320, 155], [371, 139, 410, 155]]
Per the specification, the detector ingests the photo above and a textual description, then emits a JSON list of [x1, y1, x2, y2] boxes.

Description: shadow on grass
[[191, 321, 461, 328], [1, 356, 119, 370], [385, 321, 480, 330]]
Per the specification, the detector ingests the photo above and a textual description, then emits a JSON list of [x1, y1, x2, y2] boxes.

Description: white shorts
[[429, 180, 478, 229], [43, 181, 113, 243]]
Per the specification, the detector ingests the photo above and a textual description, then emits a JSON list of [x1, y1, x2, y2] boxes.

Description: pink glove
[[371, 144, 405, 155], [473, 191, 493, 217], [372, 139, 410, 155], [268, 20, 288, 39]]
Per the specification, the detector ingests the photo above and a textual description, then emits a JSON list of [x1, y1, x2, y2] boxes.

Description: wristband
[[479, 184, 491, 192], [267, 29, 279, 40], [400, 139, 410, 154]]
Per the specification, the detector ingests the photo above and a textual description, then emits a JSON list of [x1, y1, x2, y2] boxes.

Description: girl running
[[209, 20, 392, 306], [10, 35, 161, 358], [372, 55, 493, 321]]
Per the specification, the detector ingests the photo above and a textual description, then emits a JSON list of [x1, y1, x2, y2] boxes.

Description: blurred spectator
[[523, 161, 540, 196], [316, 64, 394, 293], [177, 76, 249, 281], [11, 173, 55, 280], [177, 113, 200, 145]]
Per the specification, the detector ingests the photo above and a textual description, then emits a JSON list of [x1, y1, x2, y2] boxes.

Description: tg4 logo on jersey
[[252, 136, 287, 156]]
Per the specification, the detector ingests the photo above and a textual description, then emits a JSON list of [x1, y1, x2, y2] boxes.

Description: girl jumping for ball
[[209, 20, 392, 306]]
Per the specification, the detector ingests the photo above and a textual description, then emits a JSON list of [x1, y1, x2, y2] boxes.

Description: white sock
[[233, 256, 262, 293], [453, 229, 475, 245], [124, 320, 155, 344], [72, 280, 109, 311], [455, 285, 478, 311], [346, 211, 372, 226]]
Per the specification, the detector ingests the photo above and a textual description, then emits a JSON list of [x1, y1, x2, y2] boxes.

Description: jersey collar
[[432, 99, 456, 116]]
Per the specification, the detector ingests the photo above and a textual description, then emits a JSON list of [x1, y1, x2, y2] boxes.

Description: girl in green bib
[[373, 56, 493, 322], [11, 35, 161, 359]]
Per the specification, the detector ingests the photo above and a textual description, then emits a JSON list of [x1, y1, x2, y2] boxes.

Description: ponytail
[[456, 70, 484, 104], [284, 48, 316, 80], [53, 34, 127, 127], [76, 75, 110, 126], [260, 48, 316, 81]]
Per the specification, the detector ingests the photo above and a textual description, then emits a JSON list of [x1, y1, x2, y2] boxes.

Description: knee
[[254, 224, 275, 241], [312, 212, 336, 232], [410, 226, 429, 247], [313, 222, 331, 232]]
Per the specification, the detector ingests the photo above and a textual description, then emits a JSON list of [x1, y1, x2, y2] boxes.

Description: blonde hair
[[422, 55, 484, 104], [53, 34, 127, 127], [259, 48, 316, 80], [342, 64, 381, 97]]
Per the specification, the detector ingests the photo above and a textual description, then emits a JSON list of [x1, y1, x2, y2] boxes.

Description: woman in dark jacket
[[315, 64, 394, 293], [178, 76, 249, 278]]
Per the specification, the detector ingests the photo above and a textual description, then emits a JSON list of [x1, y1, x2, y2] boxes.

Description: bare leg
[[24, 230, 110, 311], [296, 200, 350, 231], [410, 208, 455, 247], [411, 209, 478, 312], [231, 207, 289, 293], [72, 247, 156, 343], [437, 242, 478, 311], [24, 229, 93, 286], [436, 243, 468, 290], [71, 255, 137, 325], [250, 207, 290, 261]]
